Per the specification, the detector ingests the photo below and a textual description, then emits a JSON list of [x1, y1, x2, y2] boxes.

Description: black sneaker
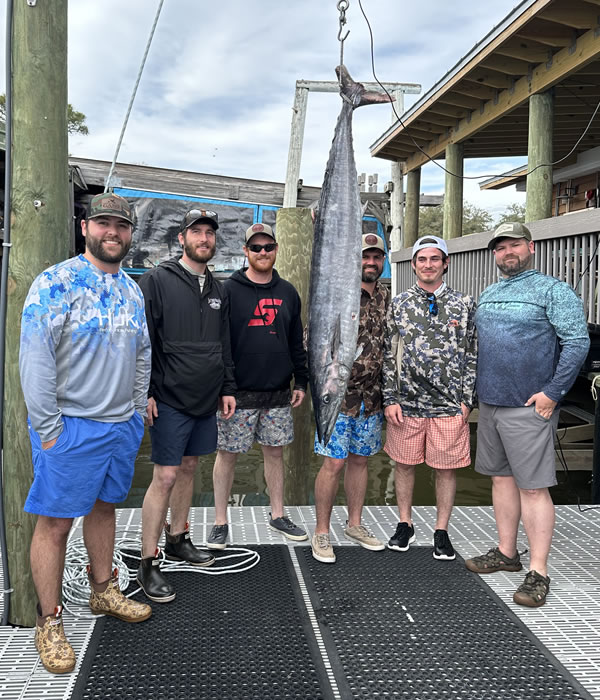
[[387, 522, 415, 551], [207, 524, 229, 550], [433, 529, 455, 560], [269, 514, 308, 541]]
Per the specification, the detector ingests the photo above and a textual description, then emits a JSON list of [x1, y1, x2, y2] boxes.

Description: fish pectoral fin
[[330, 315, 342, 361]]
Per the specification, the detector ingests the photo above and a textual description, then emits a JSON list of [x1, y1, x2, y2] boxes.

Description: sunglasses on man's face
[[247, 243, 277, 253], [426, 293, 438, 316]]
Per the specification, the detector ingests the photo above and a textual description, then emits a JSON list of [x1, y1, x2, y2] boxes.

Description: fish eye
[[322, 395, 330, 404]]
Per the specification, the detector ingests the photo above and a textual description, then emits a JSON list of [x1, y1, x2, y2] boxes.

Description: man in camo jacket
[[383, 235, 477, 561]]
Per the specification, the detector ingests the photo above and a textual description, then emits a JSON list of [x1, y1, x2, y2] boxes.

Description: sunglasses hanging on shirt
[[426, 293, 438, 316]]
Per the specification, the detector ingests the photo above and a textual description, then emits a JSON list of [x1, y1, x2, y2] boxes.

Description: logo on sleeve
[[248, 298, 282, 326]]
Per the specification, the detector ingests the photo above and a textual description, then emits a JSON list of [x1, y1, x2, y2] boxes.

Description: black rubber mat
[[297, 546, 595, 700], [71, 546, 333, 700]]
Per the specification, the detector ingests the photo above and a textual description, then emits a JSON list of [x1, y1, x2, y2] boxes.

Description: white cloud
[[2, 0, 529, 216]]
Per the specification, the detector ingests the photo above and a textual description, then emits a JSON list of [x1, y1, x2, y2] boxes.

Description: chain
[[337, 0, 349, 68]]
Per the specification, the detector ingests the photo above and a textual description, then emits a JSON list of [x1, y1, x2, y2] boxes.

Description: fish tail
[[336, 64, 394, 108]]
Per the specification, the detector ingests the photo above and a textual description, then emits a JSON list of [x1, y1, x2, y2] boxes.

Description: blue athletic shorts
[[149, 401, 217, 466], [25, 412, 145, 518], [314, 405, 383, 459]]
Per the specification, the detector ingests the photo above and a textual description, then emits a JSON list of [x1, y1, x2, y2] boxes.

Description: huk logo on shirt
[[249, 298, 282, 326]]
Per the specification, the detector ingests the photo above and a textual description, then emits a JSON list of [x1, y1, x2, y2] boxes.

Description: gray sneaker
[[344, 524, 385, 551], [269, 514, 308, 541], [206, 523, 228, 550], [311, 533, 336, 563]]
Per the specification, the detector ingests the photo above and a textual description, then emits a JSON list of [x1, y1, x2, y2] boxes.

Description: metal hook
[[338, 25, 349, 42], [337, 0, 350, 42]]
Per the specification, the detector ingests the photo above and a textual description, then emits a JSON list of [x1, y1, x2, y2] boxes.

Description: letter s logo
[[248, 298, 283, 326]]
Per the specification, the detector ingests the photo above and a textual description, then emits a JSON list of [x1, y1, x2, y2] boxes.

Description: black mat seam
[[70, 616, 106, 700]]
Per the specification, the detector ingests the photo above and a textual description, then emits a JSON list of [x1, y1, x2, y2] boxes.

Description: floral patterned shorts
[[314, 404, 383, 459], [217, 407, 294, 453]]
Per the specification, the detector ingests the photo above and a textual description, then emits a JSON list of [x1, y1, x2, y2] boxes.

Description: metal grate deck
[[0, 504, 598, 699]]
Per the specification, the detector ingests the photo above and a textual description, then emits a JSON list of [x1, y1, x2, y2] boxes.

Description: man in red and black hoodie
[[207, 223, 309, 549]]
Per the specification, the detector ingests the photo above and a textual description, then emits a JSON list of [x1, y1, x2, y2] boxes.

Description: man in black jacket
[[207, 223, 308, 549], [137, 208, 236, 603]]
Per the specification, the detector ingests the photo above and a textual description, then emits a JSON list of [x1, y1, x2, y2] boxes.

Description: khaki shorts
[[475, 402, 559, 489], [384, 414, 470, 469]]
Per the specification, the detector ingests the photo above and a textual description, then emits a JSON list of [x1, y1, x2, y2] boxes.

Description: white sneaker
[[311, 533, 336, 563]]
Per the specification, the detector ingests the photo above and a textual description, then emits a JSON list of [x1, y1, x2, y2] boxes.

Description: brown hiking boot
[[513, 570, 550, 608], [35, 605, 76, 674], [465, 547, 522, 574], [88, 566, 152, 622]]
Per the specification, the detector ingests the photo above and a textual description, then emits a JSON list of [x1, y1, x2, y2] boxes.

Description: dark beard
[[362, 267, 382, 283], [86, 236, 131, 264], [184, 240, 216, 263], [497, 256, 530, 277]]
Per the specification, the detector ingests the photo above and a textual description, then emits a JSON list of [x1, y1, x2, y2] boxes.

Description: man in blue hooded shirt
[[466, 222, 589, 608]]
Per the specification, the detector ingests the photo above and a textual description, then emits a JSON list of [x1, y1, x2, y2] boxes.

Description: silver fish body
[[308, 65, 391, 446]]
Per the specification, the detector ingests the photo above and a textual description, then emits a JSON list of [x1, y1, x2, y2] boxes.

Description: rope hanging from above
[[104, 0, 165, 192]]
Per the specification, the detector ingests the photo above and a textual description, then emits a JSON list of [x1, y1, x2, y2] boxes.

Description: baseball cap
[[487, 221, 532, 250], [245, 222, 276, 242], [88, 193, 134, 225], [362, 233, 385, 253], [180, 208, 219, 232], [412, 235, 448, 258]]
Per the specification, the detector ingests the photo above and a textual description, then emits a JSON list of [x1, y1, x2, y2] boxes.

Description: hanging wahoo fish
[[308, 64, 392, 446]]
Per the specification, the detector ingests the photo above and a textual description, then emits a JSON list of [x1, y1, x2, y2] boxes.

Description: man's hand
[[384, 404, 403, 427], [291, 389, 306, 408], [220, 395, 236, 419], [146, 397, 158, 426], [525, 391, 557, 419], [41, 437, 57, 451], [460, 402, 471, 423]]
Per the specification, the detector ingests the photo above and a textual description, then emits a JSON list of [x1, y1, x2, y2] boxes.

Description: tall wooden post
[[283, 87, 309, 209], [443, 143, 464, 239], [526, 90, 554, 223], [389, 89, 405, 294], [275, 208, 313, 505], [404, 168, 421, 248], [5, 0, 70, 626]]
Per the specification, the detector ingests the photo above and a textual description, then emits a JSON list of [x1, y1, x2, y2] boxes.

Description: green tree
[[0, 93, 89, 135], [418, 201, 493, 238], [495, 202, 526, 226]]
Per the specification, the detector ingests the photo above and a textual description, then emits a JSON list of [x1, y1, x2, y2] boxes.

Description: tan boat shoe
[[88, 566, 152, 622], [35, 605, 76, 674]]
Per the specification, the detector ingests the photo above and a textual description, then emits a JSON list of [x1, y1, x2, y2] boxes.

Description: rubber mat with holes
[[297, 546, 595, 700], [71, 546, 332, 700]]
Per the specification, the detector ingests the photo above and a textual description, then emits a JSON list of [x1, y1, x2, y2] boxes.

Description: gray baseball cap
[[487, 222, 532, 250], [412, 235, 448, 257]]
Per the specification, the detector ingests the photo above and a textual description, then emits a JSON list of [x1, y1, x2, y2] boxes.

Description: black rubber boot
[[164, 523, 215, 567], [136, 554, 176, 603]]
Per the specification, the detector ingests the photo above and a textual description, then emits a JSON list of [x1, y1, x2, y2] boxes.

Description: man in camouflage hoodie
[[383, 235, 477, 560]]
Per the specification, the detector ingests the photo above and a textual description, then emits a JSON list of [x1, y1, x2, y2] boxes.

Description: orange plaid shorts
[[384, 414, 471, 469]]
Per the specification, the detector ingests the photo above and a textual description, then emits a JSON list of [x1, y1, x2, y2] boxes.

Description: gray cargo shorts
[[475, 402, 559, 489]]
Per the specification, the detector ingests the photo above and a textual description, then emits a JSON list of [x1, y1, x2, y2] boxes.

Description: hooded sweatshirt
[[224, 269, 308, 401], [139, 257, 236, 417]]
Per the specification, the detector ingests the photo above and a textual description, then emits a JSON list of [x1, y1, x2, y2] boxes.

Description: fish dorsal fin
[[330, 315, 342, 361]]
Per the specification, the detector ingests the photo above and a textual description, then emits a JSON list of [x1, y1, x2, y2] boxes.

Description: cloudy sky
[[3, 0, 527, 220]]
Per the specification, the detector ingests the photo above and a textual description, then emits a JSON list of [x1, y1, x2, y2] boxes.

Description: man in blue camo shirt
[[465, 222, 589, 608]]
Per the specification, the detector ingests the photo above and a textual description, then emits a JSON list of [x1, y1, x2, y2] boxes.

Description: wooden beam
[[438, 93, 483, 110], [495, 37, 554, 64], [526, 90, 554, 222], [538, 2, 600, 29], [515, 19, 578, 48], [404, 169, 421, 247], [452, 80, 498, 101], [463, 68, 514, 89], [479, 54, 533, 75], [393, 24, 600, 172]]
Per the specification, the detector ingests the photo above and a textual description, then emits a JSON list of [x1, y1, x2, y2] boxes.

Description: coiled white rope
[[62, 531, 261, 618]]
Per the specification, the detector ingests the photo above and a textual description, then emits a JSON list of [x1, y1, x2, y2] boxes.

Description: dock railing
[[391, 209, 600, 326]]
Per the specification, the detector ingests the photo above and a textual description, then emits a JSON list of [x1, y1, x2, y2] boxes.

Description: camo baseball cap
[[88, 193, 134, 225], [487, 221, 532, 250], [362, 233, 385, 253], [245, 223, 276, 242], [180, 208, 219, 232]]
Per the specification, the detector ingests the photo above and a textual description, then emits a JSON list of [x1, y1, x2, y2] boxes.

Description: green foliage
[[495, 202, 526, 226], [0, 94, 89, 135], [418, 201, 493, 238]]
